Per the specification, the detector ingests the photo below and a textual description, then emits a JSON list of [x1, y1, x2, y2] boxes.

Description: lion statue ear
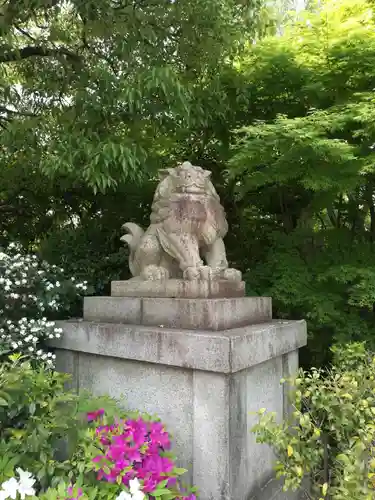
[[203, 169, 212, 178]]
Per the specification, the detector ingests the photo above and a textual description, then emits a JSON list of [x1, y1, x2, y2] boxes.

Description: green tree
[[0, 0, 268, 304], [0, 0, 262, 192], [228, 0, 375, 366]]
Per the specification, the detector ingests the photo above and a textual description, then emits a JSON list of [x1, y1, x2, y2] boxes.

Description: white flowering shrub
[[0, 242, 88, 365]]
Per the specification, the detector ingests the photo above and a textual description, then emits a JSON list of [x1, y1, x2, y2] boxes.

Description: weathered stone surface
[[50, 320, 307, 500], [248, 476, 302, 500], [83, 296, 271, 330], [119, 161, 242, 292], [77, 353, 194, 481], [230, 320, 305, 372], [83, 296, 141, 324], [193, 370, 230, 499], [142, 296, 271, 330], [50, 319, 307, 373], [111, 278, 245, 298]]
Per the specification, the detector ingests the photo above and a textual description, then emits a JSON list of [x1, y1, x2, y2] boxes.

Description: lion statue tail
[[120, 222, 144, 276]]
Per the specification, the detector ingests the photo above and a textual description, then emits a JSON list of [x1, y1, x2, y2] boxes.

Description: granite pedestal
[[49, 282, 307, 500]]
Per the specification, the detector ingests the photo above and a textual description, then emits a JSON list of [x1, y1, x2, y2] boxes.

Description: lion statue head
[[150, 161, 228, 243]]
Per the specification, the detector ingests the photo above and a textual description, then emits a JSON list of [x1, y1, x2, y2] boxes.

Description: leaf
[[172, 468, 187, 476], [287, 445, 293, 457], [151, 488, 172, 497], [322, 482, 328, 496]]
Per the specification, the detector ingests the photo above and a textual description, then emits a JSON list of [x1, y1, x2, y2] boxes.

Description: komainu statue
[[121, 161, 242, 282]]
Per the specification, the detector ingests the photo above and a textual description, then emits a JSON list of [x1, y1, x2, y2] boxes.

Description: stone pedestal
[[50, 285, 306, 500], [111, 278, 246, 299]]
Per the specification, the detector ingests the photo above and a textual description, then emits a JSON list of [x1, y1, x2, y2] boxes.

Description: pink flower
[[87, 408, 105, 421], [67, 484, 83, 499], [141, 476, 158, 493], [149, 421, 170, 450], [89, 415, 196, 497], [167, 477, 177, 488]]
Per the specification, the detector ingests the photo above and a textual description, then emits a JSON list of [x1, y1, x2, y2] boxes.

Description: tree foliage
[[228, 0, 375, 365], [0, 0, 261, 190]]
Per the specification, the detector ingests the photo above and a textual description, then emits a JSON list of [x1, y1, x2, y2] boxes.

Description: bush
[[0, 243, 88, 365], [67, 409, 197, 499], [0, 356, 197, 499], [0, 355, 84, 490], [252, 343, 375, 499]]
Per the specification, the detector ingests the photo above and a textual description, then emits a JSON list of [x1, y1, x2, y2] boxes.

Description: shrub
[[252, 343, 375, 499], [0, 242, 88, 365], [0, 355, 83, 490], [0, 356, 197, 499], [68, 409, 197, 499]]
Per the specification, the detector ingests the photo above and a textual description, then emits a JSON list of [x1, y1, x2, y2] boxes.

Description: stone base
[[83, 296, 272, 331], [111, 278, 245, 298], [50, 319, 307, 500]]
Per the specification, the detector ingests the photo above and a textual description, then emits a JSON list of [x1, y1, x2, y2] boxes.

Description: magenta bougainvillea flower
[[87, 409, 196, 499], [87, 408, 105, 422]]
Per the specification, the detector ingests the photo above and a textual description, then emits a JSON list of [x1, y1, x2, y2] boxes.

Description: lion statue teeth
[[120, 161, 242, 282]]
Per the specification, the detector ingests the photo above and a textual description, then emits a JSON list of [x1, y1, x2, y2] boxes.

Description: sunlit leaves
[[225, 0, 375, 367], [253, 342, 375, 498]]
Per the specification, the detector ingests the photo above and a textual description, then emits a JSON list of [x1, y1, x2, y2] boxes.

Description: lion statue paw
[[183, 265, 220, 281], [220, 268, 242, 282], [141, 265, 170, 281]]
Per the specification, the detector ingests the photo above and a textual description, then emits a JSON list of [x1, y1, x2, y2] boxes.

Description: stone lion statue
[[121, 161, 242, 282]]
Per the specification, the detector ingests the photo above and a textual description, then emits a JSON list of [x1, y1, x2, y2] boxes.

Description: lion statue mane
[[121, 161, 242, 282]]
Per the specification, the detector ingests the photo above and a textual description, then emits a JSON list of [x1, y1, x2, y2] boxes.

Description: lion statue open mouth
[[120, 161, 242, 282]]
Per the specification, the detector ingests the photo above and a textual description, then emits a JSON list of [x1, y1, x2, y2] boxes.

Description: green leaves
[[221, 0, 375, 366], [253, 342, 375, 499], [0, 0, 263, 190], [0, 357, 81, 488], [229, 104, 366, 199]]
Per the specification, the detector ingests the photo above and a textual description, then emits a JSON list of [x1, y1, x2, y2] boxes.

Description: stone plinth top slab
[[111, 279, 245, 298], [83, 296, 272, 331], [50, 319, 307, 374]]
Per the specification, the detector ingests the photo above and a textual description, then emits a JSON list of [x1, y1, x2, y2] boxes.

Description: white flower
[[115, 479, 145, 500], [129, 479, 141, 494], [16, 468, 36, 499], [1, 477, 19, 499], [132, 491, 145, 500], [130, 478, 145, 499], [116, 492, 132, 500]]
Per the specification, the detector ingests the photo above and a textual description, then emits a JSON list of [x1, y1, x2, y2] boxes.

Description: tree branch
[[14, 24, 36, 42], [0, 106, 37, 117], [0, 45, 82, 64]]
